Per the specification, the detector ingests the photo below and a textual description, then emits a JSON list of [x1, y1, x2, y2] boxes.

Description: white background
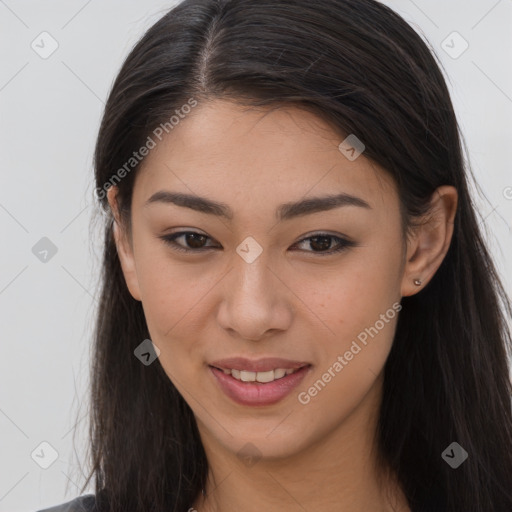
[[0, 1, 511, 510]]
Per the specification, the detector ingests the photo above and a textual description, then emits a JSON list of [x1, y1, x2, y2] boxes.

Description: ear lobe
[[400, 236, 425, 297], [400, 185, 458, 297], [108, 188, 142, 302]]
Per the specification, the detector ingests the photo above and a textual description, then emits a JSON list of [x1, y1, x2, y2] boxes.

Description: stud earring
[[413, 279, 422, 286]]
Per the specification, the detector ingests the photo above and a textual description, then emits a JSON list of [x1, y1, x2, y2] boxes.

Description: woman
[[38, 0, 512, 510]]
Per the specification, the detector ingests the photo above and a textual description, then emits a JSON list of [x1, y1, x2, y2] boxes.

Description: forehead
[[132, 99, 398, 215]]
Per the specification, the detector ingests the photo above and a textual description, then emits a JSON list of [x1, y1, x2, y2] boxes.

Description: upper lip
[[210, 357, 310, 373]]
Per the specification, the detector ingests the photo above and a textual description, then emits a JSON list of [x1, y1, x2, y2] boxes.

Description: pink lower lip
[[209, 365, 311, 406]]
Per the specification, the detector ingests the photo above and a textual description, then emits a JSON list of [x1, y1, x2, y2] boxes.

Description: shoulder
[[35, 494, 97, 512]]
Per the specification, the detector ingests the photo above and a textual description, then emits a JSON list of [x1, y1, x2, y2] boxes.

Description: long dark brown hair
[[79, 0, 512, 510]]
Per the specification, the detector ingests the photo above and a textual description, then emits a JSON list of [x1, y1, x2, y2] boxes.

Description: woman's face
[[109, 99, 416, 461]]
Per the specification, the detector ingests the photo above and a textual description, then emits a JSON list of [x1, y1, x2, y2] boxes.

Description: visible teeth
[[240, 370, 256, 382], [223, 367, 302, 383], [274, 368, 286, 379], [255, 370, 274, 383]]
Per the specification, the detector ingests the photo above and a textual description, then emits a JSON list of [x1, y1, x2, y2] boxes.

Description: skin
[[107, 99, 457, 512]]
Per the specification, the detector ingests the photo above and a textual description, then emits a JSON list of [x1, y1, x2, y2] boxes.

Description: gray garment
[[34, 492, 447, 511], [35, 494, 96, 512]]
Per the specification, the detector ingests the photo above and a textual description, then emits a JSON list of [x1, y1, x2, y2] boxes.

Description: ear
[[400, 185, 458, 297], [107, 186, 142, 302]]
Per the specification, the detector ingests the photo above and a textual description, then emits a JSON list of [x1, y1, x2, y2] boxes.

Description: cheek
[[308, 249, 401, 332], [294, 270, 400, 425], [136, 262, 208, 396], [300, 243, 402, 378], [133, 244, 210, 356]]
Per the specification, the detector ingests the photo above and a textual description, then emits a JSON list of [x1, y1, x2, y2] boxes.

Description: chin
[[201, 418, 316, 462]]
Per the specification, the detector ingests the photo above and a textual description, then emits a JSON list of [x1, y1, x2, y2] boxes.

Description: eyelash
[[158, 231, 356, 256]]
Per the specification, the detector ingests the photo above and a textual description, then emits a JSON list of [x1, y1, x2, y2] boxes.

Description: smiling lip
[[208, 357, 311, 406], [209, 357, 310, 373]]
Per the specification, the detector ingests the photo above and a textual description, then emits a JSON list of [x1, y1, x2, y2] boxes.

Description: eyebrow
[[144, 190, 371, 221]]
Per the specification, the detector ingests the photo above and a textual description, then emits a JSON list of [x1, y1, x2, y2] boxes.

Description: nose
[[216, 254, 293, 341]]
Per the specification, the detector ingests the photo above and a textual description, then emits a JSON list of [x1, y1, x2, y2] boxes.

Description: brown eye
[[291, 234, 356, 255], [159, 231, 216, 253], [159, 231, 356, 256]]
